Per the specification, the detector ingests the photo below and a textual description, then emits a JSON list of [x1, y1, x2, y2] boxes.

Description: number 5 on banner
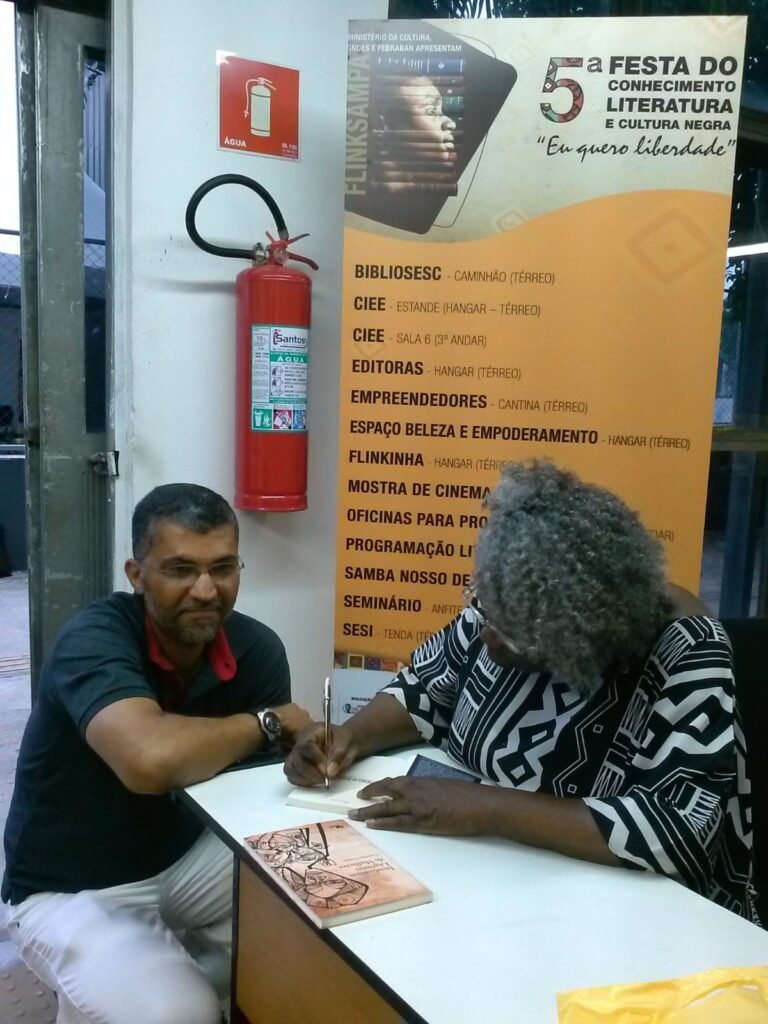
[[540, 57, 585, 123]]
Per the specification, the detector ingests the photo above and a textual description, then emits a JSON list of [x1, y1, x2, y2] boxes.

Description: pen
[[322, 676, 331, 791]]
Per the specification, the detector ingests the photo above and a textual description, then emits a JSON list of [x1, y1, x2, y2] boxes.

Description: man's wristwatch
[[254, 708, 282, 745]]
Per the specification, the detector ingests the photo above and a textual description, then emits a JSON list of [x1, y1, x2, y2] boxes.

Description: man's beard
[[147, 595, 225, 646], [173, 612, 222, 645]]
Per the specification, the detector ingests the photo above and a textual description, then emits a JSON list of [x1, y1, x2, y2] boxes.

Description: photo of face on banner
[[346, 21, 517, 235], [382, 76, 457, 139], [371, 75, 458, 195]]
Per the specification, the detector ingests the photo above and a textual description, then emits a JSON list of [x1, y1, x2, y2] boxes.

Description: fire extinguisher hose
[[185, 174, 289, 260]]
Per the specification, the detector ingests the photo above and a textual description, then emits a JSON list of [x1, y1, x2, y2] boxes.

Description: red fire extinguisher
[[185, 175, 318, 512]]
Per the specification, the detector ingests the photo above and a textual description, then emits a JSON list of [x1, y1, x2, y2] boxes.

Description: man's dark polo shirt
[[2, 592, 290, 905]]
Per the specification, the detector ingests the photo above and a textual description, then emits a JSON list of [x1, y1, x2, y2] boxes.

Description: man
[[287, 460, 758, 924], [3, 483, 309, 1024]]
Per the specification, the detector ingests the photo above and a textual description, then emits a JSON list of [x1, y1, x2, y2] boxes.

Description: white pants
[[5, 830, 233, 1024]]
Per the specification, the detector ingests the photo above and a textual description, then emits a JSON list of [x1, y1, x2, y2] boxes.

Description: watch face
[[260, 710, 281, 740]]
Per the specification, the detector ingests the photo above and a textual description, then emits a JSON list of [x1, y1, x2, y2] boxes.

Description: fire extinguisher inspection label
[[251, 324, 308, 432]]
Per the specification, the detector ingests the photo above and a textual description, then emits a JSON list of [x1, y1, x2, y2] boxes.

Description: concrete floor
[[0, 573, 58, 1023]]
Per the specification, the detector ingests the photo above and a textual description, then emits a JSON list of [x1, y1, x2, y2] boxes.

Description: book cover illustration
[[285, 753, 413, 815], [243, 818, 432, 928], [346, 20, 517, 235]]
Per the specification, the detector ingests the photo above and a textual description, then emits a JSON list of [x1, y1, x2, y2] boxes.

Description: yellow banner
[[336, 16, 746, 664]]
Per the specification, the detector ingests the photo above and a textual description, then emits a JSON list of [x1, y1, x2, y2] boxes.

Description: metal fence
[[0, 232, 23, 444], [84, 57, 106, 191], [0, 228, 107, 445]]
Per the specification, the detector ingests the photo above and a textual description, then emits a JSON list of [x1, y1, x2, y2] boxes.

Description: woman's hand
[[283, 692, 422, 788], [350, 778, 620, 867], [283, 722, 361, 787], [349, 777, 482, 836]]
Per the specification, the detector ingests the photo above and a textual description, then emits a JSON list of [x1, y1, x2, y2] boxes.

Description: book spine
[[375, 75, 464, 87], [373, 154, 458, 168], [372, 171, 457, 182], [371, 129, 464, 140], [370, 182, 459, 195], [374, 57, 466, 75], [373, 86, 466, 98]]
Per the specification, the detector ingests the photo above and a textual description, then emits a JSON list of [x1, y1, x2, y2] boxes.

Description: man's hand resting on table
[[349, 777, 482, 836]]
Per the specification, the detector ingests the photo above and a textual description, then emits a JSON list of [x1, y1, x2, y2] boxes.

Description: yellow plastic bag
[[557, 966, 768, 1023]]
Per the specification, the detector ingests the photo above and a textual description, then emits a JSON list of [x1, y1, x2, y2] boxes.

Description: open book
[[285, 754, 414, 815], [243, 818, 432, 928]]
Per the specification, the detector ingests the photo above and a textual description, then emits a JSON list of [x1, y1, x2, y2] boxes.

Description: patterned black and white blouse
[[382, 610, 758, 923]]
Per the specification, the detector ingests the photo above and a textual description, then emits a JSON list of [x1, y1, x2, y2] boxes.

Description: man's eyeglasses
[[148, 557, 244, 587], [462, 585, 524, 655]]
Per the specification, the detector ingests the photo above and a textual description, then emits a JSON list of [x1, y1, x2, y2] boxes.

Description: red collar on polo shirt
[[144, 612, 237, 682]]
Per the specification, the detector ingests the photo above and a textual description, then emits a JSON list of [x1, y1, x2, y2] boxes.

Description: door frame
[[16, 0, 113, 691]]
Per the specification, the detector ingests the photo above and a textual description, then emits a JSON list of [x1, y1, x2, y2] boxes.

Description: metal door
[[16, 2, 113, 691]]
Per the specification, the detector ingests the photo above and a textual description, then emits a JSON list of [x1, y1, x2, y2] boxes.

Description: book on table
[[284, 754, 414, 815], [406, 754, 481, 783], [243, 818, 433, 928], [285, 752, 483, 814]]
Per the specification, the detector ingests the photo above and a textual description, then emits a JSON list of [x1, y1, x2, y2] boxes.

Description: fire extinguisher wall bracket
[[185, 176, 317, 513]]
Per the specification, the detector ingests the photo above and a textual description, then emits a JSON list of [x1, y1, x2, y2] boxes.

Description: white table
[[184, 755, 768, 1024]]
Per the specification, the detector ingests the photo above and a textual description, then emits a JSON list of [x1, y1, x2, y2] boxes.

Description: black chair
[[722, 617, 768, 924]]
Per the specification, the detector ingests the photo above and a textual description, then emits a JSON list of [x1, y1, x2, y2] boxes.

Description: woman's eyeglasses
[[462, 586, 524, 655]]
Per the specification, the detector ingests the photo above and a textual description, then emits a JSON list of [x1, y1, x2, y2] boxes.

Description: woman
[[370, 75, 459, 196], [286, 460, 758, 922]]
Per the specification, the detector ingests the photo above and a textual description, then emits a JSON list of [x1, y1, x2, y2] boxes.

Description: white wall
[[112, 0, 387, 714]]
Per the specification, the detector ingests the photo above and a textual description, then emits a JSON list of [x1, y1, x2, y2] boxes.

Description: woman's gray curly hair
[[474, 460, 669, 693]]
